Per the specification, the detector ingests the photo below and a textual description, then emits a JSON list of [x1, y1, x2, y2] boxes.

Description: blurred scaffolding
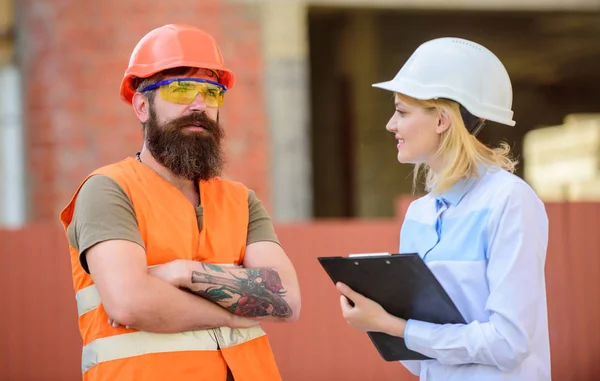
[[524, 114, 600, 201]]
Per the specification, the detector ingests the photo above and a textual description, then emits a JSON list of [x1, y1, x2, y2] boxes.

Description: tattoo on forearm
[[191, 265, 293, 318]]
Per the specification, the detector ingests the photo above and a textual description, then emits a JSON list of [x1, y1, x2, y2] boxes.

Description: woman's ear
[[132, 92, 150, 123], [435, 109, 451, 134]]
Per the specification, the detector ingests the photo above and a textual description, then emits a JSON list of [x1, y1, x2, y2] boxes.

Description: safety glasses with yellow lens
[[142, 78, 227, 107]]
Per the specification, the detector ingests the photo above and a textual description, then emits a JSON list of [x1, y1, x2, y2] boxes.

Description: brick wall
[[19, 0, 270, 224]]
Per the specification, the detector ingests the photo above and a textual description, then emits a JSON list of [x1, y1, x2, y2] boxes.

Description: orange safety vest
[[59, 157, 282, 381]]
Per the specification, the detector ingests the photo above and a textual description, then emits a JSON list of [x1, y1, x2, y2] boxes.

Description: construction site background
[[1, 0, 599, 380]]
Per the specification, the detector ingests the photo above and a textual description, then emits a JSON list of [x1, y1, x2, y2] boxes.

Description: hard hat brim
[[372, 80, 516, 127]]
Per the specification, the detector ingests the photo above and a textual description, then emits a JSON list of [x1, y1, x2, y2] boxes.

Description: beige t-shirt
[[67, 175, 280, 273]]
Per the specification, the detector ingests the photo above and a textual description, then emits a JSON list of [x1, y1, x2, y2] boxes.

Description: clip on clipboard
[[318, 253, 466, 361]]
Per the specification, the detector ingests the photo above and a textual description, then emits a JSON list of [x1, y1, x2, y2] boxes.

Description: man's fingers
[[108, 318, 120, 328]]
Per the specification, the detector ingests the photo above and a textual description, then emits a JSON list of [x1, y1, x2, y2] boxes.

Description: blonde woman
[[336, 38, 551, 380]]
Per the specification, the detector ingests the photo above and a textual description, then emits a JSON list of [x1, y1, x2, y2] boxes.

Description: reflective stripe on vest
[[76, 284, 102, 316], [81, 326, 267, 374]]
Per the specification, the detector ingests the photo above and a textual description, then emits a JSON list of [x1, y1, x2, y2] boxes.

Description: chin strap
[[460, 105, 486, 136]]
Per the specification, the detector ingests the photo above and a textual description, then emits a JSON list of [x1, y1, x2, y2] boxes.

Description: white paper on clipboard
[[348, 252, 391, 258]]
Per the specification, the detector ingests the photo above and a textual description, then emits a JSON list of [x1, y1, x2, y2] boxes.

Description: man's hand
[[336, 282, 407, 337], [148, 260, 189, 287], [107, 317, 129, 329]]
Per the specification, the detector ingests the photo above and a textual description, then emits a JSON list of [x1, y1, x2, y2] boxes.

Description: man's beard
[[143, 106, 225, 181]]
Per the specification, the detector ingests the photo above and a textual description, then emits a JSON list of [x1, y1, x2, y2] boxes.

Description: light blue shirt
[[399, 166, 551, 381]]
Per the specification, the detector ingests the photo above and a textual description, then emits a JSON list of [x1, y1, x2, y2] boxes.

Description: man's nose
[[187, 92, 207, 112]]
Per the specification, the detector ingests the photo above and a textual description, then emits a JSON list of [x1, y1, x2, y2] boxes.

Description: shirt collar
[[438, 165, 487, 206]]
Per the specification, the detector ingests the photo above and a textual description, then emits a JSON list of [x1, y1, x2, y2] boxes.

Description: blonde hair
[[395, 93, 518, 194]]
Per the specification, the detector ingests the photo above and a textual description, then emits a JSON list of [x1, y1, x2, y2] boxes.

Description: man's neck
[[138, 148, 200, 206]]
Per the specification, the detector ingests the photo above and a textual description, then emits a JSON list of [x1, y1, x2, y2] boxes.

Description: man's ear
[[132, 92, 150, 123], [435, 109, 451, 134]]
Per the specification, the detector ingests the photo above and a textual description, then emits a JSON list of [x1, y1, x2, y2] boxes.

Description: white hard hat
[[372, 37, 516, 127]]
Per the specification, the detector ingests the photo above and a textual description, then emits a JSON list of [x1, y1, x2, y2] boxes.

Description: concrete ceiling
[[310, 7, 600, 86]]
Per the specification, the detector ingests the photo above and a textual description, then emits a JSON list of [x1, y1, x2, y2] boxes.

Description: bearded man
[[59, 24, 300, 381]]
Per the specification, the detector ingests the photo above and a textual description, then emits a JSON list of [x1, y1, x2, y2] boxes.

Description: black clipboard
[[318, 253, 466, 361]]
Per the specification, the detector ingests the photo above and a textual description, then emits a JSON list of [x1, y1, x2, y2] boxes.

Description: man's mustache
[[168, 112, 217, 132]]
